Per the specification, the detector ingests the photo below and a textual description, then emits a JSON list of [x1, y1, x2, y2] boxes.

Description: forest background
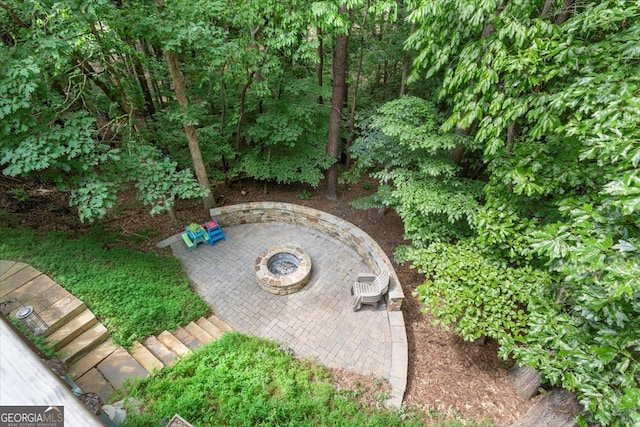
[[1, 1, 638, 425]]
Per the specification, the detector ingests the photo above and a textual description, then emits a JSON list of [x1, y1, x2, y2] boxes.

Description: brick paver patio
[[171, 222, 393, 378]]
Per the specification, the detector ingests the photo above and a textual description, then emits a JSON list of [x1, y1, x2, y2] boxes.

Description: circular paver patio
[[170, 222, 393, 379]]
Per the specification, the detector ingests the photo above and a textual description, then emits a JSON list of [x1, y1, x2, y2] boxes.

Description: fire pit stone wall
[[255, 245, 312, 295]]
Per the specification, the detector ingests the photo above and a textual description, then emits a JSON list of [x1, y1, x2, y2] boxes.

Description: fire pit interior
[[255, 245, 312, 295], [268, 253, 299, 275]]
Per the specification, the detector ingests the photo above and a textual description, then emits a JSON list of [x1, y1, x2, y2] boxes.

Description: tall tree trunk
[[165, 50, 215, 218], [168, 206, 177, 224], [383, 59, 389, 86], [316, 28, 324, 105], [218, 66, 231, 176], [235, 26, 263, 152], [88, 21, 134, 117], [235, 73, 253, 152], [347, 6, 368, 169], [325, 12, 350, 201], [72, 55, 122, 110], [400, 23, 415, 97], [141, 39, 166, 109], [127, 37, 156, 118], [399, 55, 410, 97], [452, 126, 468, 165], [219, 65, 227, 135], [0, 2, 29, 29], [541, 0, 553, 20]]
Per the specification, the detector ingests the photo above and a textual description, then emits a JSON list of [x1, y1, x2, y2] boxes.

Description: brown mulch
[[0, 176, 532, 426]]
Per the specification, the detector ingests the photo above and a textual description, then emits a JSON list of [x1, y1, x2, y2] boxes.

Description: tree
[[164, 48, 216, 217], [239, 77, 333, 191], [219, 0, 333, 191], [314, 0, 406, 200], [0, 0, 211, 221], [2, 0, 416, 220], [0, 1, 122, 220], [404, 1, 640, 424], [348, 96, 483, 244], [325, 6, 350, 201]]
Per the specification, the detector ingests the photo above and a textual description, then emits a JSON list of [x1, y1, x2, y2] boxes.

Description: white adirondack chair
[[351, 264, 389, 311]]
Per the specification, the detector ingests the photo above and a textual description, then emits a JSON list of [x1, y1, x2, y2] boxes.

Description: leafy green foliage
[[384, 173, 484, 245], [123, 144, 209, 216], [120, 333, 432, 426], [0, 1, 209, 223], [237, 78, 333, 186], [1, 0, 414, 222], [349, 96, 484, 244], [67, 178, 119, 223], [297, 188, 312, 200], [473, 192, 542, 263], [406, 1, 640, 424], [516, 199, 640, 426], [8, 188, 31, 204], [400, 239, 549, 346], [0, 226, 209, 347], [239, 141, 333, 188], [0, 43, 122, 217]]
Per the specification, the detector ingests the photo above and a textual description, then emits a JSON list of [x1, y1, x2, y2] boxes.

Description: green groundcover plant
[[0, 225, 209, 347], [119, 333, 476, 427]]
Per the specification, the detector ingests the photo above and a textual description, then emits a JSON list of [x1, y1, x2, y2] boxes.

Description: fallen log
[[509, 388, 583, 427]]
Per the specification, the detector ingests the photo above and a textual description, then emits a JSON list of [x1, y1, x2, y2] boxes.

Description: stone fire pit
[[255, 245, 312, 295]]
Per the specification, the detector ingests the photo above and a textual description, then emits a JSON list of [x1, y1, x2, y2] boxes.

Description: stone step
[[207, 315, 233, 333], [142, 336, 178, 367], [196, 317, 224, 339], [74, 367, 114, 404], [68, 339, 120, 380], [172, 326, 201, 350], [157, 330, 190, 359], [59, 323, 109, 365], [0, 264, 40, 297], [39, 295, 86, 337], [184, 322, 214, 345], [18, 281, 69, 315], [0, 260, 20, 281], [129, 342, 164, 374], [97, 347, 148, 389], [45, 309, 97, 351], [3, 274, 56, 310]]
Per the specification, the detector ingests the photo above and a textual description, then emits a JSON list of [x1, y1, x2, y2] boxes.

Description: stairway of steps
[[67, 315, 231, 402], [1, 260, 232, 405]]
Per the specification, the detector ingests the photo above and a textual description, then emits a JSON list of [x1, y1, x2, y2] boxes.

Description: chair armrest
[[356, 273, 376, 282]]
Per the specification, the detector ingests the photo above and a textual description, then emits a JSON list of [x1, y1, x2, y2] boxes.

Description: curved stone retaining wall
[[210, 202, 404, 311]]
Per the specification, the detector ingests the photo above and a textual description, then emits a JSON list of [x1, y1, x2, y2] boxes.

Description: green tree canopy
[[400, 1, 640, 424]]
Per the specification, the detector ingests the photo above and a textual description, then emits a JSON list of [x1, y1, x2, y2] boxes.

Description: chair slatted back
[[373, 266, 390, 293]]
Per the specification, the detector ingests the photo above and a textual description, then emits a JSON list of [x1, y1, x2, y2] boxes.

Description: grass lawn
[[0, 224, 209, 347]]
